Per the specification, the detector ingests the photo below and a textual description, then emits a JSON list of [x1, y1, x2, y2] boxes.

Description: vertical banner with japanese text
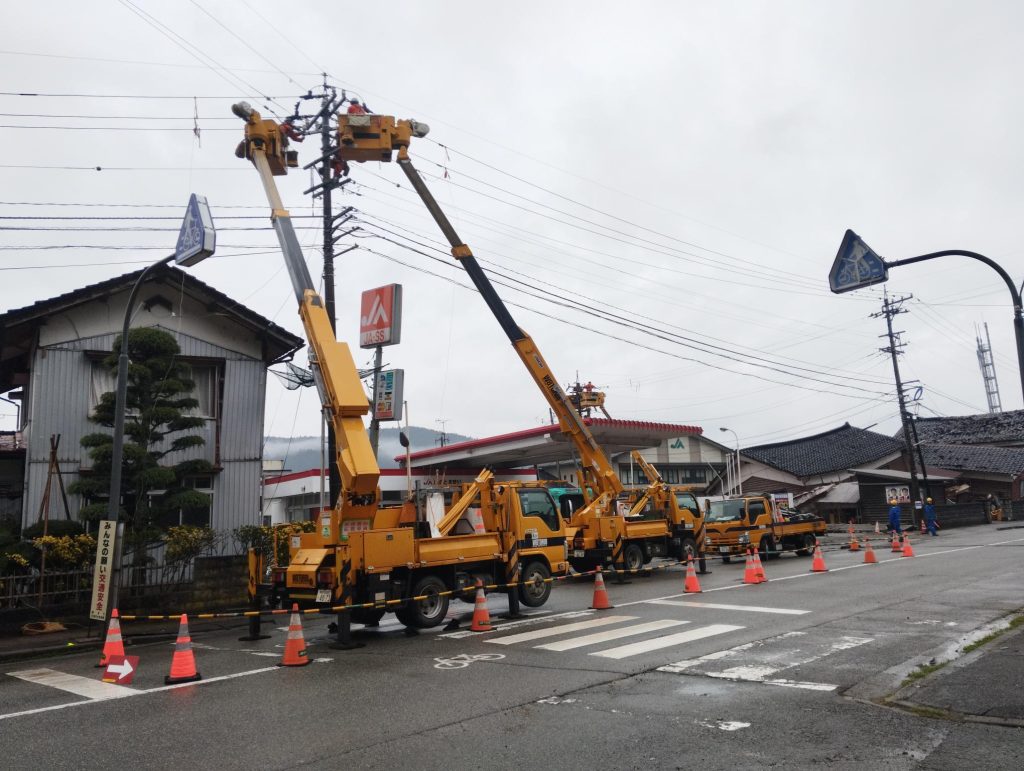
[[89, 519, 118, 621]]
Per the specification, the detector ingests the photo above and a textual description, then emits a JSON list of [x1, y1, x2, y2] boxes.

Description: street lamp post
[[830, 230, 1024, 401], [103, 195, 215, 618], [719, 427, 742, 496]]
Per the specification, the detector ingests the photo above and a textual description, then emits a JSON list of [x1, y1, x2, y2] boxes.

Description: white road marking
[[0, 665, 279, 722], [7, 668, 136, 700], [441, 609, 591, 639], [536, 620, 689, 651], [485, 616, 636, 645], [659, 631, 871, 690], [591, 624, 743, 659], [647, 599, 810, 615]]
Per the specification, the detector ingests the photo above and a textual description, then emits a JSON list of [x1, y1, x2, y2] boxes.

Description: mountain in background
[[264, 426, 473, 472]]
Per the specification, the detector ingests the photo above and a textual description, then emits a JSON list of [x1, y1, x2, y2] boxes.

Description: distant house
[[727, 423, 906, 522], [889, 411, 1024, 506], [0, 265, 303, 536]]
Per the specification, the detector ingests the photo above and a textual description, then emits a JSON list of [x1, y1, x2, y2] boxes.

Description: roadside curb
[[843, 614, 1024, 726]]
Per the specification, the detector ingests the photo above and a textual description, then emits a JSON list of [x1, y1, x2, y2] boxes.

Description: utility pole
[[872, 291, 927, 525], [294, 78, 358, 507]]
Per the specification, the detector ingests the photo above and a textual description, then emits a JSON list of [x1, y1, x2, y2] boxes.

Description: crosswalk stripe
[[485, 615, 637, 645], [7, 668, 135, 700], [536, 620, 689, 651], [647, 599, 810, 615], [591, 624, 744, 659]]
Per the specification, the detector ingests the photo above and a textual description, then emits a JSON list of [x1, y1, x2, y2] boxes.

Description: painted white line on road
[[984, 536, 1024, 546], [7, 668, 136, 700], [591, 624, 743, 660], [440, 609, 593, 639], [646, 599, 811, 615], [485, 616, 636, 645], [0, 665, 279, 722], [536, 620, 688, 651]]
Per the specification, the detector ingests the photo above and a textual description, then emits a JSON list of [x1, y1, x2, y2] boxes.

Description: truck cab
[[703, 495, 826, 562]]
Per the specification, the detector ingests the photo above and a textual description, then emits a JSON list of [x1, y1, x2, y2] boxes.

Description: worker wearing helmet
[[347, 98, 366, 115], [923, 497, 938, 536], [887, 498, 903, 536]]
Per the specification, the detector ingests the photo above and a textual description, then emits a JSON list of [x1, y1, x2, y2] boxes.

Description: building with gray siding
[[0, 265, 303, 540]]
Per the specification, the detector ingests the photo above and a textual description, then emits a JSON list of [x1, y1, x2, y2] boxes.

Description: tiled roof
[[744, 423, 904, 478], [921, 443, 1024, 476], [907, 410, 1024, 446]]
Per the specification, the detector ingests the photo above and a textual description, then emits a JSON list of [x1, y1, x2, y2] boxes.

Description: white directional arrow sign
[[102, 655, 140, 685]]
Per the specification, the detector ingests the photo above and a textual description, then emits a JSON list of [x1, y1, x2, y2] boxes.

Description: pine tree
[[70, 328, 214, 544]]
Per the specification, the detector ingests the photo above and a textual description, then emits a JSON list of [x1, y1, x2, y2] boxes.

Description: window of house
[[88, 358, 219, 419], [154, 476, 214, 528]]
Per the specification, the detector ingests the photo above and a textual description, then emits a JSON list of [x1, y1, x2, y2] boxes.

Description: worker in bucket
[[887, 498, 903, 535], [923, 497, 938, 536]]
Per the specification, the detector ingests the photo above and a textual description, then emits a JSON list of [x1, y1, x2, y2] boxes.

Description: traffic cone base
[[683, 557, 702, 593], [470, 580, 494, 631], [902, 535, 915, 558], [863, 540, 877, 564], [97, 608, 126, 668], [164, 613, 202, 684], [279, 603, 311, 666], [810, 542, 828, 572], [590, 567, 613, 609]]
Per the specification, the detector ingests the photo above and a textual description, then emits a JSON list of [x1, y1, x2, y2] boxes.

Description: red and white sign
[[359, 284, 403, 348], [102, 655, 140, 685]]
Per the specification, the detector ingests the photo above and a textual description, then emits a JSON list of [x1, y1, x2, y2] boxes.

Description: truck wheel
[[398, 575, 450, 628], [518, 561, 552, 607], [623, 543, 645, 573], [680, 537, 698, 564], [759, 536, 778, 561], [795, 533, 815, 557]]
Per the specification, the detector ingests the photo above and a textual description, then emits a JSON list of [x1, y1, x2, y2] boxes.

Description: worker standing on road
[[923, 497, 938, 536], [887, 499, 903, 535]]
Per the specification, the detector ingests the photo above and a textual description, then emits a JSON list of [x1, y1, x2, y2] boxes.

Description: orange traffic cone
[[590, 567, 613, 610], [849, 534, 860, 552], [164, 613, 201, 684], [902, 535, 915, 558], [683, 556, 702, 593], [470, 579, 493, 631], [752, 549, 766, 582], [810, 540, 828, 572], [743, 549, 762, 584], [279, 603, 311, 667], [97, 608, 126, 668], [863, 539, 877, 564], [891, 533, 902, 552]]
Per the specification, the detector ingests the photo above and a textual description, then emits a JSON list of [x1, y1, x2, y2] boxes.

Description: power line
[[357, 216, 891, 387]]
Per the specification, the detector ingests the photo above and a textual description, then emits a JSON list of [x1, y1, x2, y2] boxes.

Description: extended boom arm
[[233, 102, 379, 516]]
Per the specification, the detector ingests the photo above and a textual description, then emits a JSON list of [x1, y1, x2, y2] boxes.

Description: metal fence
[[0, 560, 195, 611]]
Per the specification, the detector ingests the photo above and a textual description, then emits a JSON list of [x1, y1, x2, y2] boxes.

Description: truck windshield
[[706, 500, 745, 523]]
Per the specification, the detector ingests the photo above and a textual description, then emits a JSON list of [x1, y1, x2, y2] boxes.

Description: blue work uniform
[[887, 504, 902, 534], [924, 503, 938, 536]]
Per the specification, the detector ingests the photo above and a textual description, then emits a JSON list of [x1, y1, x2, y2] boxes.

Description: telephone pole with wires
[[287, 78, 361, 507], [872, 291, 931, 524]]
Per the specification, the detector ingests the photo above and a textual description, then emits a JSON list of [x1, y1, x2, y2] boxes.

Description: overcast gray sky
[[3, 1, 1022, 451]]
